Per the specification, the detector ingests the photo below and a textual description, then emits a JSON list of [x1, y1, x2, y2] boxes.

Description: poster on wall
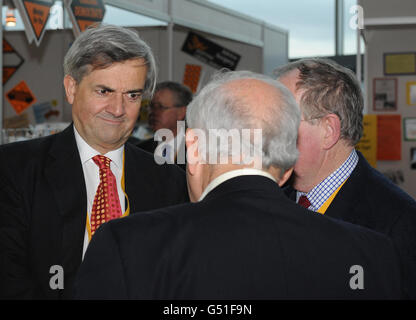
[[373, 78, 397, 111], [377, 114, 401, 161], [403, 117, 416, 141], [384, 52, 416, 75], [406, 81, 416, 106], [183, 64, 203, 94], [33, 101, 60, 123], [356, 114, 377, 168], [182, 32, 241, 71], [13, 0, 55, 46], [3, 38, 24, 85], [64, 0, 106, 37]]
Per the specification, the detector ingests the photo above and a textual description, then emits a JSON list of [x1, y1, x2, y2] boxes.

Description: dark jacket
[[75, 175, 402, 299], [285, 151, 416, 298], [0, 124, 188, 299]]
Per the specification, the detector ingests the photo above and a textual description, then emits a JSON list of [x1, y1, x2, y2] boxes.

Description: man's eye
[[127, 92, 141, 100], [97, 89, 109, 95]]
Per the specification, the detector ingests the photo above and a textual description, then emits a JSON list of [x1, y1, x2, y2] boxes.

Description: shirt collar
[[199, 168, 277, 201], [297, 149, 358, 211], [74, 126, 124, 169]]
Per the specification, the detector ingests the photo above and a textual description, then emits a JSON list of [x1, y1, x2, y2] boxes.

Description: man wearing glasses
[[137, 81, 192, 170]]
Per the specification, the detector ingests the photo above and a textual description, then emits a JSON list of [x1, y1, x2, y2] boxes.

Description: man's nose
[[107, 93, 125, 117]]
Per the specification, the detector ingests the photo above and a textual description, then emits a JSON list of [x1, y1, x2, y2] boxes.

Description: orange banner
[[377, 114, 402, 161]]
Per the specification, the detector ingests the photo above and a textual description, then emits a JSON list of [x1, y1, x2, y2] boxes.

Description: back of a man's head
[[274, 58, 363, 146], [186, 70, 300, 173]]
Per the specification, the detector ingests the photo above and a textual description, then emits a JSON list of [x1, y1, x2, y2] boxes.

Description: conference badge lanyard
[[316, 178, 348, 214]]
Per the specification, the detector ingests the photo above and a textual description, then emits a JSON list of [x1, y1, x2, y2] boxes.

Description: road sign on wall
[[3, 38, 25, 85], [6, 81, 37, 115], [64, 0, 106, 37], [13, 0, 55, 46]]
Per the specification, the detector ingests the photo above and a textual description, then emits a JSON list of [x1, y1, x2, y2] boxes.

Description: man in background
[[275, 58, 416, 298], [75, 71, 401, 299], [0, 24, 187, 299], [137, 81, 192, 170]]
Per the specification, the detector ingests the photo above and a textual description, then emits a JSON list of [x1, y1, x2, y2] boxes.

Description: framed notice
[[406, 81, 416, 106], [373, 78, 397, 111], [384, 52, 416, 75], [403, 117, 416, 141]]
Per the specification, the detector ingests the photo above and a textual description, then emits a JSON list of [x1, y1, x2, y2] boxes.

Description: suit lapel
[[44, 125, 87, 279], [323, 152, 370, 225], [124, 143, 147, 214]]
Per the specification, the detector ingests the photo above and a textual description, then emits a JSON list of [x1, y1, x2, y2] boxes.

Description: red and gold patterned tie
[[90, 155, 122, 237]]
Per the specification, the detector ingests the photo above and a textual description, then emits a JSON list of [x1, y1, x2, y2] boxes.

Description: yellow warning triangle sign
[[23, 1, 52, 39]]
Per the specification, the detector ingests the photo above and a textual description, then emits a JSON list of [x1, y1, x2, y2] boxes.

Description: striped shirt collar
[[296, 149, 358, 211]]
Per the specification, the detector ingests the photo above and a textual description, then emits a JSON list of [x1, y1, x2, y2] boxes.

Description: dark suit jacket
[[136, 138, 186, 171], [285, 151, 416, 298], [0, 125, 188, 299], [75, 175, 402, 299], [135, 137, 158, 154]]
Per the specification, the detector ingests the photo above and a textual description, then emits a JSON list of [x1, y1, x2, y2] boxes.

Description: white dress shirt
[[198, 168, 277, 201], [73, 127, 125, 259]]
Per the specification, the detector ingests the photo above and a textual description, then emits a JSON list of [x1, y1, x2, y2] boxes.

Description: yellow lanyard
[[316, 178, 348, 215], [86, 150, 130, 241]]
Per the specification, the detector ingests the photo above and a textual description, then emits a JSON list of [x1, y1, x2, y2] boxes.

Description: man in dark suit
[[75, 70, 402, 299], [0, 25, 187, 299], [275, 58, 416, 298], [136, 81, 192, 170]]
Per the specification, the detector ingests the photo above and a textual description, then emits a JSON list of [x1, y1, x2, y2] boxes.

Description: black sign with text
[[182, 32, 241, 71]]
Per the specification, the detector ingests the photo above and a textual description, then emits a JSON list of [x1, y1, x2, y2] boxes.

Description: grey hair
[[186, 70, 300, 172], [274, 58, 363, 145], [63, 24, 157, 98]]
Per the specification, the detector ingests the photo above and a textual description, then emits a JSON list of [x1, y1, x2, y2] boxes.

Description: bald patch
[[223, 78, 281, 118]]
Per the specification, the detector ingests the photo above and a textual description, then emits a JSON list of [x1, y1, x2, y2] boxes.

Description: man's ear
[[63, 75, 77, 104], [321, 113, 341, 150], [278, 167, 294, 187], [176, 106, 187, 121], [185, 128, 200, 177]]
